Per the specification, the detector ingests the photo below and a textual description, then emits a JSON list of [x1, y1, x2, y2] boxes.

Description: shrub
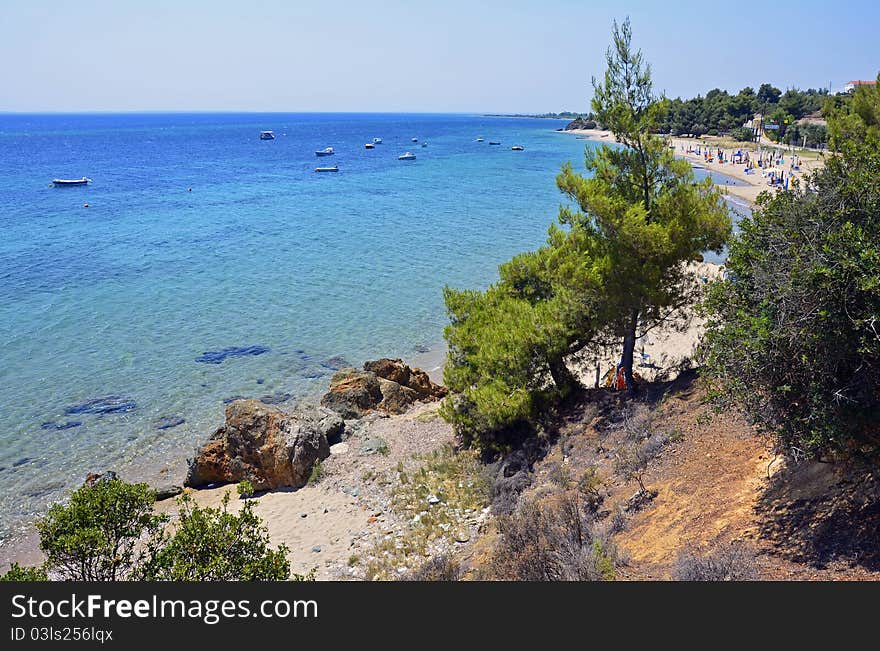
[[138, 493, 292, 581], [729, 126, 755, 142], [400, 554, 463, 581], [673, 542, 758, 581], [308, 459, 324, 484], [0, 563, 49, 581], [36, 477, 166, 581], [236, 480, 255, 499], [707, 128, 719, 136], [487, 490, 615, 580], [702, 142, 880, 461]]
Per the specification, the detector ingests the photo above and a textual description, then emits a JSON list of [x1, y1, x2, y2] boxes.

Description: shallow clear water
[[0, 113, 594, 540], [0, 113, 745, 543]]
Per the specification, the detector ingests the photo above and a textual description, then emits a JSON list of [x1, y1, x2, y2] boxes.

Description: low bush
[[399, 554, 463, 581], [487, 490, 615, 581], [673, 542, 759, 581], [0, 563, 49, 581], [236, 479, 255, 498]]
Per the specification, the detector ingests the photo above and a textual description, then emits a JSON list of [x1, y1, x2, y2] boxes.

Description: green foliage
[[729, 126, 756, 142], [702, 142, 880, 460], [659, 83, 827, 136], [441, 18, 729, 448], [236, 479, 255, 498], [138, 493, 292, 581], [825, 74, 880, 150], [36, 478, 166, 581], [307, 459, 323, 484], [0, 563, 49, 581]]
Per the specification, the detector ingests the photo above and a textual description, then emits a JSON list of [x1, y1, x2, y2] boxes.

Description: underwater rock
[[195, 345, 270, 364], [65, 396, 137, 415]]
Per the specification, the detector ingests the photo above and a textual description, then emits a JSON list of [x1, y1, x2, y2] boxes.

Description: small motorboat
[[259, 130, 275, 140], [373, 137, 383, 144], [476, 137, 484, 142], [421, 142, 428, 147], [411, 137, 418, 143], [511, 145, 524, 151], [489, 141, 501, 145], [365, 143, 375, 149], [315, 165, 339, 172], [398, 152, 416, 160], [315, 147, 335, 157], [52, 177, 91, 186]]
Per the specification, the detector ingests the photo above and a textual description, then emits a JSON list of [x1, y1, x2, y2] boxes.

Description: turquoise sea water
[[0, 113, 746, 545]]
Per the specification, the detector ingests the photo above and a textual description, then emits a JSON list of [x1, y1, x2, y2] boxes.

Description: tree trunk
[[621, 310, 639, 396], [548, 357, 580, 396]]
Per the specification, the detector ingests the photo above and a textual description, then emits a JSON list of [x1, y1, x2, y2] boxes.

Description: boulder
[[377, 377, 419, 414], [184, 399, 330, 491], [320, 368, 383, 419], [154, 484, 183, 501], [363, 358, 448, 401]]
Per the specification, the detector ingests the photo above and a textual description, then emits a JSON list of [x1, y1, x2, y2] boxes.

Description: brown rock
[[184, 399, 330, 491], [377, 377, 420, 414], [364, 358, 411, 386], [363, 358, 448, 401], [320, 368, 383, 419]]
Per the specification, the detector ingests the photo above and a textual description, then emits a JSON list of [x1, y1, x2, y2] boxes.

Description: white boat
[[476, 137, 484, 142], [52, 177, 91, 186], [259, 130, 275, 140], [315, 147, 335, 157], [411, 137, 418, 142], [373, 137, 383, 144], [365, 143, 375, 149], [511, 145, 524, 151], [398, 152, 416, 160], [315, 165, 339, 172]]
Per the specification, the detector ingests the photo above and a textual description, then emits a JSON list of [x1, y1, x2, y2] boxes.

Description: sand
[[565, 128, 825, 206]]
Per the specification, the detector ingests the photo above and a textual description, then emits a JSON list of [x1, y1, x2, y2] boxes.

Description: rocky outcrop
[[320, 368, 384, 419], [363, 358, 448, 401], [184, 400, 332, 491], [321, 359, 448, 419], [564, 117, 598, 131]]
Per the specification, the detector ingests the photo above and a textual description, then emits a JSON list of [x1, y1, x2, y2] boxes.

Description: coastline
[[563, 127, 825, 207]]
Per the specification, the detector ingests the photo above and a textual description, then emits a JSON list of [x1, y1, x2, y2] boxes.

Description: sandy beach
[[566, 128, 825, 206]]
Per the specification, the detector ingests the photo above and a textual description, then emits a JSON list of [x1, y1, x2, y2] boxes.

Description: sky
[[1, 0, 878, 113]]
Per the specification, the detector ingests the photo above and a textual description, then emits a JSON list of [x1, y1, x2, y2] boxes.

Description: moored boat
[[511, 145, 524, 151], [489, 141, 501, 145], [411, 137, 418, 143], [315, 165, 339, 172], [398, 152, 416, 160], [259, 130, 275, 140], [365, 143, 375, 149], [373, 137, 383, 144], [52, 177, 91, 186], [315, 147, 335, 156], [476, 137, 484, 142]]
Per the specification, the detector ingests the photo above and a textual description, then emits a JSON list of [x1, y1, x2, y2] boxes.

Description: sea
[[0, 112, 749, 548]]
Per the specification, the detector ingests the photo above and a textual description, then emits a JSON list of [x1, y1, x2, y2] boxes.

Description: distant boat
[[489, 141, 501, 145], [511, 145, 524, 151], [373, 137, 383, 144], [315, 147, 335, 157], [398, 152, 416, 160], [476, 137, 484, 142], [315, 165, 339, 172], [52, 177, 91, 187], [365, 143, 375, 149], [259, 130, 275, 140], [411, 137, 418, 142], [421, 142, 428, 148]]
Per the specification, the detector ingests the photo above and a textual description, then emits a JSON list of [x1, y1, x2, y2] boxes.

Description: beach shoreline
[[563, 127, 825, 206]]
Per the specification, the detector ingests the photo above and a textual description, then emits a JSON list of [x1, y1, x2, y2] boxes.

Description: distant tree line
[[658, 84, 829, 144]]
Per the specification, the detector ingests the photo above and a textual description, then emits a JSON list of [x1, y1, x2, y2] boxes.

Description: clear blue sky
[[2, 0, 877, 112]]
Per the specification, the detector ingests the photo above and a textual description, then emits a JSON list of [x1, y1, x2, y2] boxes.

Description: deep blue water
[[0, 113, 746, 544]]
